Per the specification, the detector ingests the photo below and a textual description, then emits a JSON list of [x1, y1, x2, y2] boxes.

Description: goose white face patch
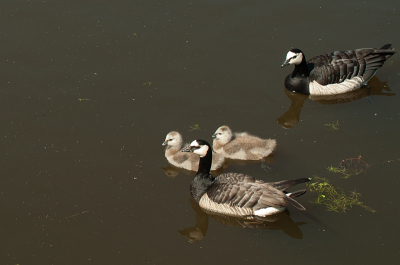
[[286, 51, 303, 65], [190, 140, 200, 147], [193, 145, 209, 157], [286, 51, 297, 60]]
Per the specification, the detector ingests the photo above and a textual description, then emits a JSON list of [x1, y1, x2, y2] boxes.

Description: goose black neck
[[197, 148, 213, 175], [292, 56, 309, 78]]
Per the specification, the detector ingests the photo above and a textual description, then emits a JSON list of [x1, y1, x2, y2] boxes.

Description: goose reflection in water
[[277, 76, 395, 129], [178, 198, 306, 243]]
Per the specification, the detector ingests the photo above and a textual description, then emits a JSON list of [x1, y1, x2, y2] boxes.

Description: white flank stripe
[[254, 207, 285, 217], [309, 76, 364, 95]]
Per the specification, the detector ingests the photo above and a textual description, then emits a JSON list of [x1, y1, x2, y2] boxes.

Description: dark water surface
[[1, 0, 400, 264]]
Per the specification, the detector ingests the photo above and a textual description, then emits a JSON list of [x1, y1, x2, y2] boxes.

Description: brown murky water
[[1, 1, 400, 264]]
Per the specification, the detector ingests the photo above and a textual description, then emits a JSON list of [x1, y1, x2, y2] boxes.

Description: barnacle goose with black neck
[[182, 140, 309, 217], [281, 44, 397, 95], [162, 131, 225, 171]]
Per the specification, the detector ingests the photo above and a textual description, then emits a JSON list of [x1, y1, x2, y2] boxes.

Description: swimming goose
[[281, 44, 397, 95], [182, 140, 309, 217], [212, 126, 276, 160], [162, 131, 225, 171]]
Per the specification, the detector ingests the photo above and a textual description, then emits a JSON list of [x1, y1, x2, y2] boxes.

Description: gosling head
[[162, 131, 183, 148], [181, 140, 210, 158], [212, 126, 233, 145], [281, 49, 304, 68]]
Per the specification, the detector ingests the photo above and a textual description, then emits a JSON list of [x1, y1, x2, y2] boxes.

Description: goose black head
[[281, 49, 304, 68], [181, 140, 211, 158]]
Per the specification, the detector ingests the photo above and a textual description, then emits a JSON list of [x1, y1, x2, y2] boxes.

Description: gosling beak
[[281, 59, 290, 68], [212, 134, 216, 139], [181, 145, 192, 152], [162, 141, 167, 146]]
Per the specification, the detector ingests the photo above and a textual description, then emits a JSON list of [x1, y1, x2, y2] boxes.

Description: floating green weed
[[307, 176, 375, 213], [188, 124, 200, 131], [325, 120, 339, 130], [326, 165, 353, 179], [327, 156, 370, 179]]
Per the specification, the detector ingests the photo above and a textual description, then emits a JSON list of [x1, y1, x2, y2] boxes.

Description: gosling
[[162, 131, 225, 171], [212, 126, 277, 160]]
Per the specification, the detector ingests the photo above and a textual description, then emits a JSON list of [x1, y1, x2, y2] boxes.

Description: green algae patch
[[324, 120, 339, 130], [327, 156, 370, 179], [307, 176, 375, 213]]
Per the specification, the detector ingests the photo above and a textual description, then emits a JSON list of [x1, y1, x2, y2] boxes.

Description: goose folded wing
[[216, 172, 264, 185], [207, 182, 286, 210]]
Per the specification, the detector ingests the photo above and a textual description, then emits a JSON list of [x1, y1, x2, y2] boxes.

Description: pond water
[[1, 0, 400, 264]]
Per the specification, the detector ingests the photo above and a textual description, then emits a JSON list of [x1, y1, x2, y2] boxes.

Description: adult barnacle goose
[[212, 126, 276, 160], [182, 140, 309, 217], [162, 131, 225, 171], [281, 44, 397, 95]]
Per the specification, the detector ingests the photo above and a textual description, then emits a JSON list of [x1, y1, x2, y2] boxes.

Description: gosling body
[[182, 140, 309, 217], [212, 126, 276, 160], [162, 131, 224, 171], [281, 44, 397, 95]]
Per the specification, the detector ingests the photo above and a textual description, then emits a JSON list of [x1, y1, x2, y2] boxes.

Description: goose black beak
[[281, 59, 290, 68], [212, 134, 216, 139], [181, 146, 192, 152], [162, 141, 167, 146]]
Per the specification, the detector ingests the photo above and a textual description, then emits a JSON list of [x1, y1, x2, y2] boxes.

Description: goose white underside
[[309, 76, 364, 95], [199, 194, 286, 217], [254, 207, 285, 217]]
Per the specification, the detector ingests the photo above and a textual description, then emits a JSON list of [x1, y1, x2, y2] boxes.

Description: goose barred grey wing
[[207, 174, 287, 210], [199, 173, 305, 217], [215, 172, 266, 185], [308, 44, 397, 85]]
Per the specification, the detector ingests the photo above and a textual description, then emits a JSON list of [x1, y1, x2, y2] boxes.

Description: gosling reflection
[[277, 76, 395, 129], [179, 198, 306, 242]]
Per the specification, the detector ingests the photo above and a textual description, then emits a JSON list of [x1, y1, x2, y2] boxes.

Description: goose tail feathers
[[286, 189, 307, 198], [268, 178, 310, 191], [361, 44, 397, 82], [284, 195, 307, 211]]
